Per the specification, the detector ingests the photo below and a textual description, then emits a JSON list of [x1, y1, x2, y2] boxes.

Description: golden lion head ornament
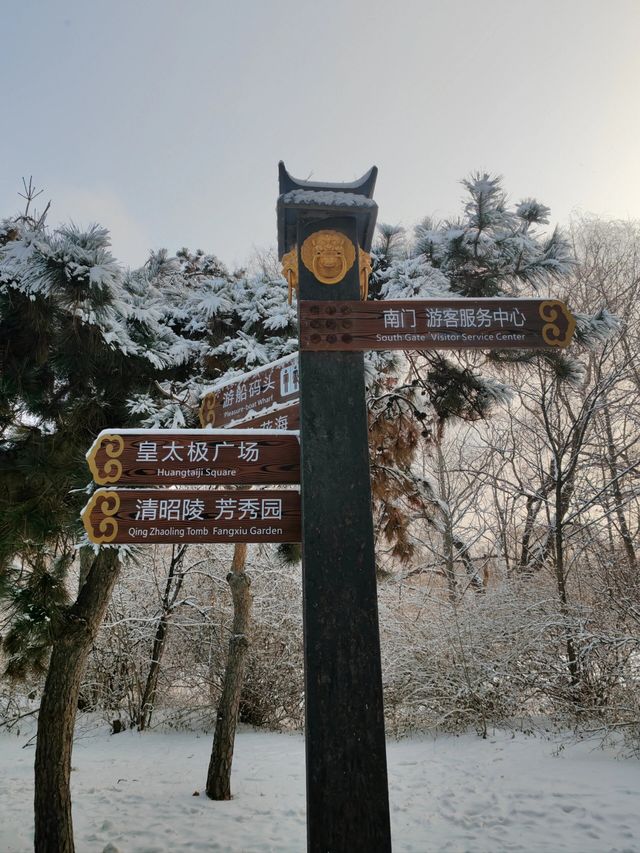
[[301, 230, 356, 285]]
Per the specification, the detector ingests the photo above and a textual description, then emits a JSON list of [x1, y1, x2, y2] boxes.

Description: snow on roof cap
[[281, 190, 377, 209]]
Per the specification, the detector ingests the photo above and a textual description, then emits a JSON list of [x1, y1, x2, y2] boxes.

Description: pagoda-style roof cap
[[278, 162, 378, 196], [277, 162, 378, 259]]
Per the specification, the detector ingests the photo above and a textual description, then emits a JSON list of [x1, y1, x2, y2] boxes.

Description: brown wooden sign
[[86, 430, 300, 486], [228, 401, 300, 431], [299, 299, 576, 351], [199, 353, 299, 428], [82, 488, 301, 544]]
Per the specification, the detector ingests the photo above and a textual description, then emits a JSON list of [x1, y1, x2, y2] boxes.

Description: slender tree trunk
[[442, 520, 458, 604], [34, 548, 121, 853], [436, 446, 458, 604], [138, 545, 187, 731], [519, 495, 543, 571], [452, 534, 485, 594], [602, 405, 637, 571], [137, 617, 169, 732], [518, 474, 556, 573], [553, 482, 579, 688], [491, 483, 511, 576], [206, 543, 251, 800], [435, 446, 483, 600]]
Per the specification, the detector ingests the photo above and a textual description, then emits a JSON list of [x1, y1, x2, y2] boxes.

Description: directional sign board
[[82, 488, 301, 544], [199, 353, 299, 428], [299, 299, 576, 351], [86, 430, 300, 486], [227, 401, 300, 431]]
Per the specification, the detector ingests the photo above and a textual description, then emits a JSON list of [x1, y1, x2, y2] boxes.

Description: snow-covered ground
[[1, 724, 639, 852]]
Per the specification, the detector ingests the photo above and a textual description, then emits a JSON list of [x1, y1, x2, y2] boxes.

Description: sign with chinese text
[[299, 299, 576, 351], [199, 353, 299, 428], [82, 488, 301, 544], [86, 429, 299, 486]]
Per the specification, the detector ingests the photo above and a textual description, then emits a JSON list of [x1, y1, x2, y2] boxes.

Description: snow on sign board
[[86, 429, 300, 486], [81, 488, 301, 544], [228, 401, 300, 431], [299, 299, 576, 351], [199, 353, 299, 428]]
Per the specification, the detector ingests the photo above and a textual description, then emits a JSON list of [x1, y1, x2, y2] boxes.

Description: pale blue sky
[[3, 0, 639, 269]]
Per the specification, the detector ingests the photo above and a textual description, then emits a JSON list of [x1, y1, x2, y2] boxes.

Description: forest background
[[0, 174, 638, 849]]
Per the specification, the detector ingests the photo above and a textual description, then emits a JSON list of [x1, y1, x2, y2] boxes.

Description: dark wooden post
[[278, 163, 392, 852]]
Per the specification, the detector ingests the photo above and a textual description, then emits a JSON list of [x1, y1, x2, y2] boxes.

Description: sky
[[2, 0, 640, 270]]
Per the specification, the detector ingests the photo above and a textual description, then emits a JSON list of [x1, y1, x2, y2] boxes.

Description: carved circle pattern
[[83, 490, 121, 544], [199, 392, 217, 427], [88, 434, 124, 485], [539, 300, 575, 347]]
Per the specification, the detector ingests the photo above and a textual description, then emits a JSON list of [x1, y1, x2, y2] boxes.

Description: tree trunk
[[519, 494, 543, 571], [602, 404, 637, 572], [553, 481, 579, 688], [206, 543, 251, 801], [442, 519, 458, 604], [518, 473, 555, 573], [436, 446, 458, 604], [452, 534, 485, 595], [137, 616, 170, 732], [138, 545, 187, 731], [34, 548, 121, 853]]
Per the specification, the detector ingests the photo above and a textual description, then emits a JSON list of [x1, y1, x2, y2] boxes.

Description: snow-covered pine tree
[[0, 209, 195, 853], [128, 251, 298, 428], [365, 173, 616, 582]]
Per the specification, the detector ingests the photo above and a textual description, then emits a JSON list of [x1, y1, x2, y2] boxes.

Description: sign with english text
[[199, 353, 299, 428], [228, 401, 300, 431], [81, 488, 301, 545], [299, 299, 576, 351], [86, 429, 300, 486]]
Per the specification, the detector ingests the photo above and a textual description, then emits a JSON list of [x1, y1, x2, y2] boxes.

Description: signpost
[[278, 162, 392, 853], [299, 298, 576, 351], [199, 353, 299, 428], [81, 488, 301, 545], [86, 429, 300, 486], [277, 163, 579, 853]]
